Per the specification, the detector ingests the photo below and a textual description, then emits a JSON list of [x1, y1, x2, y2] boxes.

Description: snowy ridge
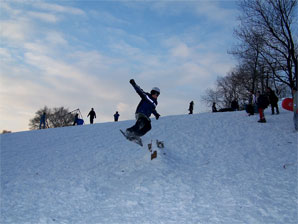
[[1, 110, 297, 224]]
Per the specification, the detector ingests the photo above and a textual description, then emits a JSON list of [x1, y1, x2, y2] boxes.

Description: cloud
[[195, 1, 237, 24], [0, 20, 31, 41], [0, 1, 238, 132], [90, 10, 129, 25], [0, 48, 13, 61], [34, 2, 85, 16], [45, 31, 68, 45], [170, 43, 190, 58], [27, 11, 59, 23]]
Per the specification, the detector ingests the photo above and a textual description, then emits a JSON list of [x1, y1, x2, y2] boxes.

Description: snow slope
[[1, 110, 297, 224]]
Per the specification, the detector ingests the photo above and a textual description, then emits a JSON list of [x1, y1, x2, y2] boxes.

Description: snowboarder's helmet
[[151, 87, 160, 95]]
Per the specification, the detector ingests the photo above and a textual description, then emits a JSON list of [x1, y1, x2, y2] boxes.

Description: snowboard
[[120, 130, 143, 146], [282, 98, 293, 111]]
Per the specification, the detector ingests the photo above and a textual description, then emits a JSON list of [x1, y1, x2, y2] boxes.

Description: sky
[[0, 0, 240, 132]]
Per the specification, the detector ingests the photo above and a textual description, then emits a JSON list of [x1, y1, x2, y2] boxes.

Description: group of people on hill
[[39, 79, 298, 133], [211, 100, 239, 113], [72, 109, 120, 126], [209, 86, 298, 131], [39, 108, 120, 129], [245, 87, 279, 123]]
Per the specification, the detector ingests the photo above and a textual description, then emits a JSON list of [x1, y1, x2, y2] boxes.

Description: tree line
[[29, 106, 75, 130], [202, 0, 297, 109]]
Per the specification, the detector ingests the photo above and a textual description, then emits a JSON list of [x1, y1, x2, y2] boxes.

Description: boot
[[258, 118, 266, 123]]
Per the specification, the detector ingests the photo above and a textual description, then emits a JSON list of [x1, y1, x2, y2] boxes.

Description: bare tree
[[29, 106, 75, 130], [202, 67, 254, 109], [237, 0, 297, 89], [201, 88, 222, 109]]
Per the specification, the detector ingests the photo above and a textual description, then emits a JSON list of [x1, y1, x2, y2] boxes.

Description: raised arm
[[130, 79, 147, 100]]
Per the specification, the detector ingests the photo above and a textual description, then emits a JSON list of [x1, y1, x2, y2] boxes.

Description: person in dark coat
[[73, 113, 79, 125], [266, 87, 279, 115], [256, 91, 269, 123], [188, 101, 194, 114], [39, 112, 46, 129], [125, 79, 160, 138], [231, 99, 239, 111], [87, 108, 96, 124], [114, 111, 120, 122], [212, 102, 217, 112]]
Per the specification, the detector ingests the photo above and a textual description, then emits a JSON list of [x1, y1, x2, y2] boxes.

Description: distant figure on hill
[[39, 112, 46, 129], [73, 113, 79, 126], [231, 99, 239, 111], [266, 87, 279, 115], [188, 101, 194, 114], [212, 102, 217, 112], [114, 111, 120, 122], [256, 91, 269, 123], [87, 108, 96, 124], [246, 91, 256, 116]]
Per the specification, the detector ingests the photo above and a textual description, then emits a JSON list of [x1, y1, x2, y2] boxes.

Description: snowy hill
[[1, 110, 297, 224]]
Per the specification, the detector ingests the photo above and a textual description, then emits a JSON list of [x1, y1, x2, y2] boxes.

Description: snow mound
[[1, 110, 297, 223]]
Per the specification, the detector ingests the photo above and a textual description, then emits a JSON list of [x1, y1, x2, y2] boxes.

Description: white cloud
[[0, 48, 12, 61], [34, 2, 85, 16], [27, 11, 59, 23], [45, 31, 68, 45], [170, 43, 190, 58], [90, 10, 129, 25], [195, 1, 237, 24], [0, 20, 31, 41]]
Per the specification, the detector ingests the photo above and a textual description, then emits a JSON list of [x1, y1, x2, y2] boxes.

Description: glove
[[129, 79, 136, 85], [155, 113, 160, 120]]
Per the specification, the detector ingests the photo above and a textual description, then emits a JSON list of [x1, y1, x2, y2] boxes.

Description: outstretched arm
[[130, 79, 147, 100], [152, 109, 160, 120]]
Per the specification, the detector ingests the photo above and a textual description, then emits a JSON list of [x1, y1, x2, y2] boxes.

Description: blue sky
[[0, 0, 240, 132]]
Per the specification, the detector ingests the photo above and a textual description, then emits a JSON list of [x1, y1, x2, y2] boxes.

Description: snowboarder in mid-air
[[121, 79, 160, 146]]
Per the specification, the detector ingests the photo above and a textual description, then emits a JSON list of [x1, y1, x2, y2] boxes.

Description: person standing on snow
[[293, 87, 298, 131], [87, 108, 96, 124], [188, 101, 194, 114], [39, 112, 46, 129], [231, 99, 239, 111], [212, 102, 217, 112], [256, 91, 269, 123], [247, 91, 256, 116], [73, 113, 79, 125], [125, 79, 160, 138], [114, 111, 120, 122], [266, 87, 279, 115]]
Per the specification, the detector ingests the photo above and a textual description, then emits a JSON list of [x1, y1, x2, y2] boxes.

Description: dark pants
[[270, 103, 279, 114], [90, 118, 94, 124], [127, 116, 151, 137], [39, 121, 45, 129], [246, 104, 254, 115]]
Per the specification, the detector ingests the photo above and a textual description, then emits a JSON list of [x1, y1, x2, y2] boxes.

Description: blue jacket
[[131, 82, 159, 119]]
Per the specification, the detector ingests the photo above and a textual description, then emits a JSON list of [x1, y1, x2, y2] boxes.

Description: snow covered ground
[[1, 109, 297, 224]]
